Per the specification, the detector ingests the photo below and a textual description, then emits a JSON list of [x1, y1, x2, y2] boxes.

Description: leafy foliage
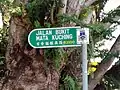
[[57, 13, 115, 60], [102, 7, 120, 24], [92, 0, 108, 21], [26, 0, 62, 27], [59, 74, 80, 90], [0, 28, 8, 56], [79, 6, 93, 20], [44, 48, 67, 69], [0, 28, 8, 88], [102, 63, 120, 89], [87, 24, 115, 59], [57, 14, 84, 27], [0, 28, 8, 87]]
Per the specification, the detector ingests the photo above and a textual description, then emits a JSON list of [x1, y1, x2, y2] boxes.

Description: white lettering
[[36, 30, 52, 35], [36, 36, 48, 41], [50, 41, 53, 45], [55, 41, 58, 44], [52, 34, 73, 40], [45, 42, 49, 45], [59, 41, 63, 44], [41, 42, 44, 45], [52, 35, 55, 40], [56, 29, 70, 35], [37, 42, 40, 46]]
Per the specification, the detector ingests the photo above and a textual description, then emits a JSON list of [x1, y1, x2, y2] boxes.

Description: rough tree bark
[[4, 15, 59, 90]]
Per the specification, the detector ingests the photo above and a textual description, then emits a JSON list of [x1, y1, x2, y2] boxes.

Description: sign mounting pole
[[80, 30, 88, 90], [82, 41, 88, 90]]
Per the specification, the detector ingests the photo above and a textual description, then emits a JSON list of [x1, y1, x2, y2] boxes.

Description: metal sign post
[[80, 30, 88, 90], [82, 41, 88, 90]]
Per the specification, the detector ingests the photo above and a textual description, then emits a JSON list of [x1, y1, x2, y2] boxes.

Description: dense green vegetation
[[0, 0, 120, 90]]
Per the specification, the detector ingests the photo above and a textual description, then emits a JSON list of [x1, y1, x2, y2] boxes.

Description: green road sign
[[28, 27, 89, 48]]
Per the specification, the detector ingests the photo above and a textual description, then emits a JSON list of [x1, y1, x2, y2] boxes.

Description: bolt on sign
[[28, 27, 89, 48]]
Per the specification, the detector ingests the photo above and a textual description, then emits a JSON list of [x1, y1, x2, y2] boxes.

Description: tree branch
[[88, 35, 120, 90], [84, 0, 97, 7], [50, 0, 55, 24], [102, 6, 120, 28], [58, 0, 68, 14]]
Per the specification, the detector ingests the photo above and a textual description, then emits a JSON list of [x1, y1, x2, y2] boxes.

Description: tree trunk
[[4, 16, 59, 90], [88, 35, 120, 90]]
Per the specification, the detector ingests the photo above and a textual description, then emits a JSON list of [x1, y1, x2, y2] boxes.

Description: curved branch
[[88, 35, 120, 90], [50, 0, 55, 24]]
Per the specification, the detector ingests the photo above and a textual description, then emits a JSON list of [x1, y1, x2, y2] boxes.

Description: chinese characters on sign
[[28, 27, 89, 48]]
